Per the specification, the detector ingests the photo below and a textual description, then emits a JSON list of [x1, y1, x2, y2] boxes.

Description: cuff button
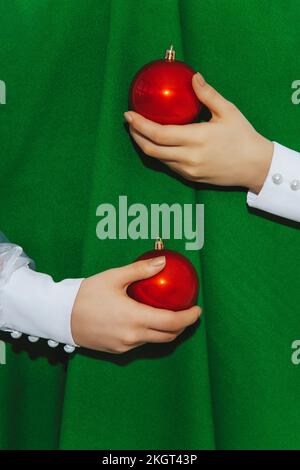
[[272, 173, 283, 185], [290, 179, 300, 191], [28, 336, 39, 343], [47, 340, 59, 348], [64, 344, 75, 354], [10, 331, 22, 339]]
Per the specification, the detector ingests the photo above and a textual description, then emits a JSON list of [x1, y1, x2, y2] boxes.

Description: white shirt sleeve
[[247, 142, 300, 222], [0, 240, 83, 349]]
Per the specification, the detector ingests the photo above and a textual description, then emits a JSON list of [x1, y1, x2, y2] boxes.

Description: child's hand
[[124, 73, 274, 194], [71, 257, 201, 354]]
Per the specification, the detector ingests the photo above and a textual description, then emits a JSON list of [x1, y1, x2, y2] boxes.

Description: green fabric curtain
[[0, 0, 299, 450]]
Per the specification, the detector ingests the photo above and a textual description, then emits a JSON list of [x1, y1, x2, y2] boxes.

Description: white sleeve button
[[290, 179, 300, 191], [10, 330, 22, 339], [28, 336, 39, 343], [47, 340, 59, 348], [64, 344, 76, 354], [272, 173, 283, 185]]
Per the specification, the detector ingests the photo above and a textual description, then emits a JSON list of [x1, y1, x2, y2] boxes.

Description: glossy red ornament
[[129, 45, 202, 125], [127, 238, 199, 311]]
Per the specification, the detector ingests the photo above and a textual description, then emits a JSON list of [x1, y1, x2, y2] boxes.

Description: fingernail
[[150, 256, 166, 267], [195, 72, 205, 86], [124, 111, 133, 123]]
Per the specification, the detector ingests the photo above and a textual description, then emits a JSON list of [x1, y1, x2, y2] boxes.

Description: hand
[[71, 256, 201, 354], [124, 73, 274, 194]]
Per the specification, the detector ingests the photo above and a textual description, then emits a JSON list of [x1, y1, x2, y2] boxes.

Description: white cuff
[[0, 266, 83, 346], [247, 142, 300, 222]]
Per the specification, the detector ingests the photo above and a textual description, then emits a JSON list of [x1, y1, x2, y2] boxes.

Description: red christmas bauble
[[127, 238, 199, 311], [129, 45, 202, 125]]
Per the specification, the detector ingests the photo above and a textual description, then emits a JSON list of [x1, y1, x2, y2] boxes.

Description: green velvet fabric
[[0, 0, 299, 450]]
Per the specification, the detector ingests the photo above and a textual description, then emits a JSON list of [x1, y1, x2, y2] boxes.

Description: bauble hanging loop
[[164, 44, 175, 62]]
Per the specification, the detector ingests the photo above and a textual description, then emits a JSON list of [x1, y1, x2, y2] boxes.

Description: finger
[[114, 257, 166, 287], [142, 328, 184, 344], [136, 304, 202, 332], [130, 128, 184, 162], [192, 73, 234, 117], [124, 111, 192, 146]]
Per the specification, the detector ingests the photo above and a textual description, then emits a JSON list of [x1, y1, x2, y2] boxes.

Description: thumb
[[117, 256, 166, 287], [192, 73, 232, 117]]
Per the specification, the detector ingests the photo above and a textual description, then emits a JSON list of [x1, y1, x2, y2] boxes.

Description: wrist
[[247, 135, 274, 194], [70, 277, 88, 347]]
